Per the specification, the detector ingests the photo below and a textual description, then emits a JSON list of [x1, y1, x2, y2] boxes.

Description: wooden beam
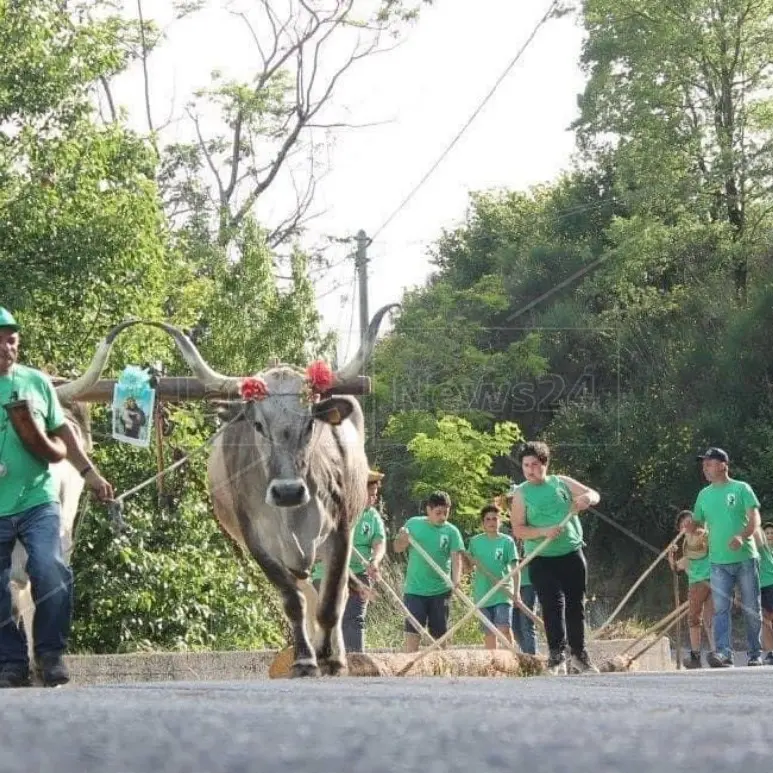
[[58, 375, 373, 403]]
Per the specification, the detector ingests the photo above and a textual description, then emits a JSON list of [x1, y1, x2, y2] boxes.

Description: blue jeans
[[478, 602, 513, 634], [342, 573, 370, 653], [0, 503, 73, 665], [512, 584, 539, 655], [710, 560, 762, 659]]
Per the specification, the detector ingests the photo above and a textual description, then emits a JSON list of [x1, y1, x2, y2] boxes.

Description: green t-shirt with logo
[[311, 506, 386, 581], [758, 542, 773, 589], [519, 476, 583, 558], [468, 532, 518, 606], [0, 364, 67, 517], [403, 515, 465, 597], [693, 480, 760, 564]]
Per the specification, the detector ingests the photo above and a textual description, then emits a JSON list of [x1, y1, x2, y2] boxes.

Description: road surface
[[1, 668, 770, 773]]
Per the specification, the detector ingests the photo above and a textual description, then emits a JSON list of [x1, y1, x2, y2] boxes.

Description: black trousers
[[529, 549, 587, 656]]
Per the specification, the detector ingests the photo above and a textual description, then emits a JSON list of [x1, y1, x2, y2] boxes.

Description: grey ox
[[40, 308, 397, 678]]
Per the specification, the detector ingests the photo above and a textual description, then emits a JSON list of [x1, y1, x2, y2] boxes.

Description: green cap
[[0, 307, 20, 331]]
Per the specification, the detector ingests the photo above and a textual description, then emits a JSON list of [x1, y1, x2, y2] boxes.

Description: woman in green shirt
[[510, 441, 601, 675]]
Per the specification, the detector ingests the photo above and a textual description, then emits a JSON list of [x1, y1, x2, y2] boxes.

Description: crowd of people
[[331, 443, 773, 675]]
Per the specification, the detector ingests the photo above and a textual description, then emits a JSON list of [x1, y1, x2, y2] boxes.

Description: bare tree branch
[[99, 75, 118, 123]]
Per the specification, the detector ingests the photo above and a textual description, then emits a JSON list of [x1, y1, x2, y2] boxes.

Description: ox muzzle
[[266, 478, 311, 509]]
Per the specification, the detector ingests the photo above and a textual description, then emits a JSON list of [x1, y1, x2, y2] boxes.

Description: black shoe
[[764, 651, 773, 666], [706, 651, 733, 668], [747, 654, 763, 667], [38, 653, 70, 687], [0, 663, 31, 688], [683, 651, 702, 669]]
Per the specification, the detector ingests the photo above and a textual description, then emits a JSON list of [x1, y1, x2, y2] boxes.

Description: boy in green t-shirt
[[393, 491, 465, 653], [466, 505, 519, 650], [756, 521, 773, 665], [693, 447, 763, 667]]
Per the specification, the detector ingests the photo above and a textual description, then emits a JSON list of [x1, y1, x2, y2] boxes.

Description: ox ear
[[311, 397, 354, 426]]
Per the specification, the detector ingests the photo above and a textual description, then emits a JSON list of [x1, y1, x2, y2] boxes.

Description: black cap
[[697, 447, 729, 463]]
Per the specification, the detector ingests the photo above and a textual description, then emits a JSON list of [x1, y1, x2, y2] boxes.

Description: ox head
[[143, 303, 398, 509]]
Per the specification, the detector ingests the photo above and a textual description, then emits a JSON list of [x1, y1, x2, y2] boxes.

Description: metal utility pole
[[355, 229, 369, 347]]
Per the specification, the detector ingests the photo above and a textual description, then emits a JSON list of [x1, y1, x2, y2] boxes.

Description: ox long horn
[[55, 319, 144, 404], [140, 322, 242, 397], [334, 303, 400, 385]]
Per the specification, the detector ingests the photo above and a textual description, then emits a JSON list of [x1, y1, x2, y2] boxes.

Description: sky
[[108, 0, 588, 364]]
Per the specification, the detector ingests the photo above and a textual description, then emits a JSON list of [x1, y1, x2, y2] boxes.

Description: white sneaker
[[547, 650, 568, 675]]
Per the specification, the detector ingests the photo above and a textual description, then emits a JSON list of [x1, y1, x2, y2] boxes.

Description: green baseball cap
[[0, 307, 20, 331]]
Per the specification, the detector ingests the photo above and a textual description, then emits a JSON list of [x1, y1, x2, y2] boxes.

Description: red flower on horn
[[305, 360, 334, 394], [240, 376, 269, 401]]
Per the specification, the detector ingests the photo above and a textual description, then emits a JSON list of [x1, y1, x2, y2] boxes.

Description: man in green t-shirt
[[693, 447, 763, 667], [393, 491, 465, 652], [466, 505, 519, 650], [0, 308, 113, 688], [311, 472, 386, 652], [510, 440, 601, 675], [755, 521, 773, 665]]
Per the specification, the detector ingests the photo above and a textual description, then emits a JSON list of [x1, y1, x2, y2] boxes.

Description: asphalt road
[[1, 669, 771, 773]]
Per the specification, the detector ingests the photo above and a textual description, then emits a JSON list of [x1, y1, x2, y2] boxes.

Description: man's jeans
[[512, 584, 539, 655], [342, 573, 370, 653], [0, 503, 73, 665], [710, 559, 762, 659]]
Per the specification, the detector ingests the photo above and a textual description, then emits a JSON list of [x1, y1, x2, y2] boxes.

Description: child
[[466, 505, 519, 650], [393, 491, 465, 652], [669, 509, 713, 668]]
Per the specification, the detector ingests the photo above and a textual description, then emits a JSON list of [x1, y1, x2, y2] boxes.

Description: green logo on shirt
[[727, 493, 737, 507], [495, 548, 504, 561], [361, 523, 370, 536], [439, 534, 449, 551]]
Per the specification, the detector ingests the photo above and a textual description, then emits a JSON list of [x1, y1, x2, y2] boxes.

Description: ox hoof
[[291, 661, 321, 678], [318, 658, 347, 677]]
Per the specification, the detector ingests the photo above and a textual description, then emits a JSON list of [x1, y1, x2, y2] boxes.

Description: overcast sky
[[108, 0, 587, 363]]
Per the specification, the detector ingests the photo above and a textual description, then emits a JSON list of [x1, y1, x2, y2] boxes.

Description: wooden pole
[[617, 599, 690, 658], [673, 568, 683, 669], [628, 604, 690, 665], [591, 531, 683, 641], [471, 556, 544, 630]]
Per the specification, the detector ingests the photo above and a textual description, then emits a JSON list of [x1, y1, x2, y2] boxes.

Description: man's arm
[[510, 489, 563, 540], [368, 539, 386, 574], [393, 527, 410, 553], [739, 507, 762, 540], [557, 475, 601, 511], [51, 423, 114, 501]]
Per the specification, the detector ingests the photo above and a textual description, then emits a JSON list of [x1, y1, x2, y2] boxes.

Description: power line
[[367, 0, 559, 246]]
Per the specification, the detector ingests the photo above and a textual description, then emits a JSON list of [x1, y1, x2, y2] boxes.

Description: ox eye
[[253, 420, 265, 435], [304, 418, 314, 436]]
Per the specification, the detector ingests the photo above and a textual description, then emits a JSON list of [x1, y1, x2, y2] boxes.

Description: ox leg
[[245, 540, 319, 678], [315, 525, 351, 676]]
